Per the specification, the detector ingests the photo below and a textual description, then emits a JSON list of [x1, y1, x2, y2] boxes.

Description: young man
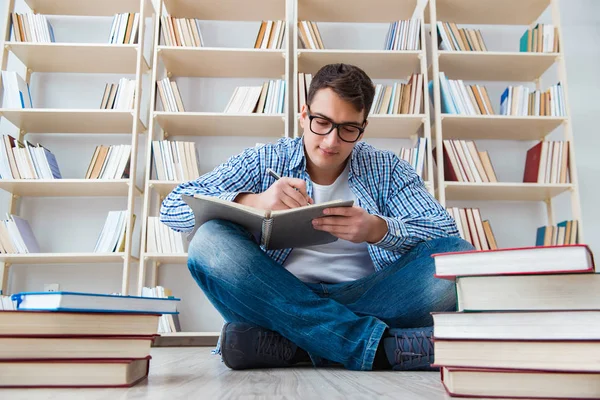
[[160, 63, 474, 371]]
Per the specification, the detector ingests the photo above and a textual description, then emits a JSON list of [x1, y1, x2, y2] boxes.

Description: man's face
[[299, 88, 367, 180]]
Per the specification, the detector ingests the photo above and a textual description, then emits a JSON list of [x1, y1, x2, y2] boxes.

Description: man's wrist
[[367, 215, 388, 244], [234, 193, 259, 208]]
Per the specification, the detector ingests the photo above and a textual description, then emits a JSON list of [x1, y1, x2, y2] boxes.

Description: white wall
[[0, 0, 598, 333]]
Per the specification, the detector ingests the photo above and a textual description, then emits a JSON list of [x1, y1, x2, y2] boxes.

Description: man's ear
[[299, 103, 308, 129]]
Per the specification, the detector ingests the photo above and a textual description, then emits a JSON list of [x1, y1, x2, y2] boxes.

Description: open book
[[183, 194, 354, 249]]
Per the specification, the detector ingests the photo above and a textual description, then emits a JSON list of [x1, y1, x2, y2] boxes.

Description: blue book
[[11, 291, 180, 314]]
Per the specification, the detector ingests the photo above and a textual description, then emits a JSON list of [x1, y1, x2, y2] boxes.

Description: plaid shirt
[[159, 136, 459, 272]]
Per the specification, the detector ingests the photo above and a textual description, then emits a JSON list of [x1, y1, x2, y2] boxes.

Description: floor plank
[[2, 347, 458, 400]]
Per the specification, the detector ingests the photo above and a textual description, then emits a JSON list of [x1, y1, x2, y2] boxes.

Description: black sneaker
[[220, 322, 299, 370], [383, 326, 437, 371]]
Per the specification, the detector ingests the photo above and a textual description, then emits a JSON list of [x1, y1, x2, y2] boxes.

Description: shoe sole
[[220, 323, 234, 370]]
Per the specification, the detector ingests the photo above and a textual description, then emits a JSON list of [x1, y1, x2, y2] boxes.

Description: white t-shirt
[[282, 163, 376, 283]]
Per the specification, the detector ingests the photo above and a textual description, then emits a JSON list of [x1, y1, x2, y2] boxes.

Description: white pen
[[266, 168, 310, 206]]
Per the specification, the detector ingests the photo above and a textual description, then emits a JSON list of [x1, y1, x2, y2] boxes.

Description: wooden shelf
[[427, 0, 550, 25], [299, 0, 418, 22], [0, 253, 127, 264], [6, 43, 148, 74], [162, 0, 284, 21], [438, 115, 566, 140], [159, 47, 285, 78], [154, 112, 285, 137], [0, 179, 137, 197], [438, 51, 558, 82], [297, 50, 421, 79], [144, 253, 188, 264], [149, 181, 180, 197], [0, 109, 146, 134], [24, 0, 152, 16], [443, 182, 573, 201]]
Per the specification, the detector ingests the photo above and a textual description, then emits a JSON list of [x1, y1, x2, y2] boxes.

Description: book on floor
[[182, 193, 353, 249], [11, 291, 180, 314]]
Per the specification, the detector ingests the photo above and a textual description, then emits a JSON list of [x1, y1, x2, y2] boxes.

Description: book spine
[[260, 218, 272, 249]]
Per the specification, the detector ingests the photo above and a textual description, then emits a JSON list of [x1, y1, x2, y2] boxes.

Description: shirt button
[[395, 230, 401, 236]]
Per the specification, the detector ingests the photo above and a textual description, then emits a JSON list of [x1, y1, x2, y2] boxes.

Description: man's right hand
[[235, 177, 313, 210]]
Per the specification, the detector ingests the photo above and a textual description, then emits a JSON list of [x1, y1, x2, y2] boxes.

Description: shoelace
[[256, 331, 294, 361], [393, 331, 433, 367]]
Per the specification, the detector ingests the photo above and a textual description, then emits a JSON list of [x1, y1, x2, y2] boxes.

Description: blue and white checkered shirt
[[160, 136, 459, 271]]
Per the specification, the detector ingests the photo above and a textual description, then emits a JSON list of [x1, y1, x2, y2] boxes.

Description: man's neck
[[306, 158, 349, 186]]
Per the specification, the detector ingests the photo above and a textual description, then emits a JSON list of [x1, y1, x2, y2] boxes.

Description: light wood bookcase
[[293, 0, 434, 194], [0, 0, 154, 294], [427, 0, 583, 242], [136, 0, 290, 339]]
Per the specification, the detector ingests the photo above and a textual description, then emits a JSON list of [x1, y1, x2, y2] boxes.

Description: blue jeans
[[187, 219, 474, 371]]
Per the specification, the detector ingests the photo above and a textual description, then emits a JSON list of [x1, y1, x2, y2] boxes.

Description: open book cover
[[183, 194, 354, 250]]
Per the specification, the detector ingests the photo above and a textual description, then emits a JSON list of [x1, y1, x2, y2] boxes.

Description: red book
[[523, 140, 543, 182]]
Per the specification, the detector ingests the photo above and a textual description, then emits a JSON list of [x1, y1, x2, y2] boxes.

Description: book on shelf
[[156, 77, 185, 112], [370, 73, 424, 115], [224, 80, 286, 114], [297, 72, 313, 112], [441, 139, 498, 183], [536, 220, 578, 246], [0, 134, 62, 180], [10, 12, 55, 43], [436, 21, 487, 51], [84, 144, 131, 179], [93, 210, 132, 253], [520, 23, 559, 53], [99, 79, 136, 110], [254, 20, 286, 49], [297, 21, 324, 49], [0, 357, 151, 388], [109, 12, 139, 45], [0, 295, 15, 310], [1, 71, 33, 109], [432, 243, 593, 279], [141, 286, 181, 333], [11, 290, 179, 314], [0, 214, 40, 254], [384, 19, 421, 50], [146, 217, 186, 254], [182, 194, 354, 250], [523, 140, 569, 184], [399, 137, 427, 179], [500, 82, 566, 116], [151, 140, 199, 181], [160, 15, 204, 47], [446, 207, 497, 251], [432, 72, 495, 115], [441, 367, 600, 400]]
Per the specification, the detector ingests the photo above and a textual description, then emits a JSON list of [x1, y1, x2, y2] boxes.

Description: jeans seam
[[360, 321, 387, 371]]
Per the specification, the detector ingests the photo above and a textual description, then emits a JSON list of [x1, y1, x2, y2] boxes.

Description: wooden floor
[[3, 347, 460, 399]]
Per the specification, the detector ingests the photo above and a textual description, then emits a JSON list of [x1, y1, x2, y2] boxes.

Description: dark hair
[[306, 63, 376, 120]]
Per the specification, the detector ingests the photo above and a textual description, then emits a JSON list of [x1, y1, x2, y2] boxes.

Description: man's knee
[[424, 235, 475, 254]]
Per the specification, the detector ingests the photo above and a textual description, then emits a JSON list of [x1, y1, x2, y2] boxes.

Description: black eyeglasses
[[306, 106, 365, 143]]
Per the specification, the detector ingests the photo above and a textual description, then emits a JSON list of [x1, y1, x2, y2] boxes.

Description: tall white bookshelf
[[427, 0, 583, 245], [136, 0, 290, 339], [293, 0, 435, 194], [0, 0, 153, 294]]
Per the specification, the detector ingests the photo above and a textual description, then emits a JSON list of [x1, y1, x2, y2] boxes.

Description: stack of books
[[1, 71, 33, 109], [84, 144, 131, 179], [384, 19, 421, 50], [157, 77, 186, 112], [436, 72, 495, 115], [297, 21, 324, 49], [0, 214, 40, 254], [160, 15, 204, 47], [441, 139, 498, 183], [0, 134, 62, 180], [93, 210, 130, 253], [523, 140, 570, 184], [224, 80, 285, 114], [536, 220, 579, 246], [446, 207, 497, 250], [145, 217, 186, 255], [398, 137, 427, 179], [432, 244, 599, 399], [297, 72, 313, 112], [0, 290, 179, 388], [99, 78, 136, 110], [109, 13, 139, 44], [141, 286, 181, 333], [500, 82, 565, 116], [520, 23, 559, 53], [10, 12, 55, 42], [436, 21, 487, 51], [254, 20, 286, 49], [151, 140, 199, 181], [370, 73, 424, 114]]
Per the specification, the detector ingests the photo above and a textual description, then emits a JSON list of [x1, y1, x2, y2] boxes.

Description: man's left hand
[[312, 206, 388, 244]]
